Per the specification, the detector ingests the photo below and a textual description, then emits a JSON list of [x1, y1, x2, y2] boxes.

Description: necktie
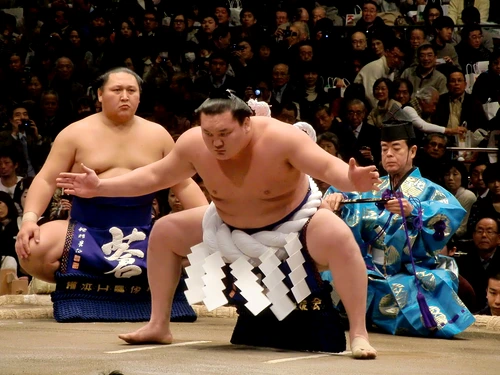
[[19, 134, 35, 177]]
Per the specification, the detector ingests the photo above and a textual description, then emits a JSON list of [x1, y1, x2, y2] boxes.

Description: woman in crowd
[[367, 78, 399, 128], [443, 160, 477, 238], [295, 61, 330, 124]]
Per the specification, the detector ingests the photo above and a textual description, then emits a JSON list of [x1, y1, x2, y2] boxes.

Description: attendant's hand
[[444, 126, 466, 136], [15, 221, 40, 259], [348, 158, 381, 192], [56, 163, 101, 198], [384, 198, 413, 217], [322, 193, 345, 213]]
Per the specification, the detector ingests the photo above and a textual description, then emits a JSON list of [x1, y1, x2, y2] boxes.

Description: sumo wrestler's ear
[[97, 88, 103, 102], [243, 117, 251, 132]]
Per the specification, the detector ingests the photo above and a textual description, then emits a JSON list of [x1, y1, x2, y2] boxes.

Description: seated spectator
[[431, 16, 460, 75], [448, 0, 490, 25], [270, 63, 296, 106], [423, 2, 444, 37], [457, 217, 500, 311], [367, 78, 399, 128], [468, 164, 500, 235], [232, 8, 266, 42], [38, 90, 72, 142], [443, 160, 477, 238], [167, 189, 184, 214], [75, 96, 96, 121], [472, 50, 500, 105], [369, 32, 387, 61], [273, 7, 291, 42], [393, 78, 413, 107], [272, 102, 298, 125], [294, 61, 329, 124], [314, 131, 342, 193], [354, 1, 388, 39], [0, 148, 22, 199], [196, 14, 219, 46], [0, 191, 20, 275], [355, 37, 406, 108], [414, 133, 450, 184], [459, 6, 494, 53], [342, 99, 381, 167], [469, 159, 490, 199], [24, 73, 47, 110], [455, 24, 490, 73], [0, 103, 50, 177], [433, 69, 488, 133], [476, 271, 500, 316], [230, 39, 259, 89], [401, 44, 448, 97], [193, 52, 238, 99], [49, 56, 85, 117], [214, 3, 231, 28], [408, 28, 428, 66], [62, 27, 93, 85]]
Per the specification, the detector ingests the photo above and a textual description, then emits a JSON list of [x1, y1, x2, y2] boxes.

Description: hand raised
[[56, 163, 101, 198], [348, 158, 381, 192]]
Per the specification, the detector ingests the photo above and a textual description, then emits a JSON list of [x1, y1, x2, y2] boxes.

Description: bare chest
[[195, 154, 301, 201], [74, 133, 163, 175]]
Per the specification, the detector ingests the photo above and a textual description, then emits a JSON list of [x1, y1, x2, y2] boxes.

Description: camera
[[254, 89, 261, 97], [230, 43, 245, 52], [282, 27, 297, 38], [20, 120, 31, 132]]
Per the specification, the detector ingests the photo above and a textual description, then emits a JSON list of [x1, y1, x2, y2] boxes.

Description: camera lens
[[254, 89, 261, 96]]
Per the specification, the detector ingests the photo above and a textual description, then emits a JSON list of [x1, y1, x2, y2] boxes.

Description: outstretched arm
[[286, 125, 380, 192]]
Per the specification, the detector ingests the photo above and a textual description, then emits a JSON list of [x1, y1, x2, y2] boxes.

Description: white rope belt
[[184, 178, 322, 320]]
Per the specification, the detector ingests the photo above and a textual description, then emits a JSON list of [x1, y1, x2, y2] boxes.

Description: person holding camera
[[0, 104, 50, 177]]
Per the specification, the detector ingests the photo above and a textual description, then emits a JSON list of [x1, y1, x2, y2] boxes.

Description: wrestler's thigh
[[20, 220, 69, 281], [149, 205, 208, 257], [305, 208, 356, 267]]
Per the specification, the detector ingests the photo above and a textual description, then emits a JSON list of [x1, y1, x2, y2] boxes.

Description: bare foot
[[118, 322, 173, 345], [350, 337, 377, 359]]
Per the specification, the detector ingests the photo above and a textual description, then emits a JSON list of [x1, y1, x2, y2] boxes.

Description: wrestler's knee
[[20, 221, 68, 282], [307, 209, 357, 262]]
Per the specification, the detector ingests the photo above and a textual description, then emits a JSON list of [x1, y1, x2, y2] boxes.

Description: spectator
[[369, 32, 386, 60], [354, 1, 388, 38], [270, 63, 295, 106], [443, 160, 477, 238], [0, 148, 22, 198], [367, 78, 399, 128], [431, 16, 460, 73], [460, 6, 494, 53], [457, 217, 500, 310], [468, 164, 500, 235], [197, 14, 218, 46], [193, 52, 238, 98], [472, 50, 500, 105], [469, 159, 490, 199], [214, 3, 231, 28], [455, 24, 490, 72], [354, 37, 406, 108], [476, 271, 500, 316], [0, 103, 50, 177], [448, 0, 490, 24], [232, 8, 265, 42], [433, 69, 488, 133], [273, 102, 298, 125], [342, 99, 381, 167], [294, 61, 329, 124], [401, 44, 448, 97], [49, 56, 85, 116], [414, 133, 450, 184], [393, 78, 413, 107], [0, 191, 20, 275], [38, 90, 72, 142]]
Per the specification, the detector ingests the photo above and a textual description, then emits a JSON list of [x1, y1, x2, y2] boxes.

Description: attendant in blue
[[324, 122, 475, 338]]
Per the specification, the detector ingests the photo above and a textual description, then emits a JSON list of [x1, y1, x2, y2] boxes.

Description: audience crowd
[[1, 0, 500, 317]]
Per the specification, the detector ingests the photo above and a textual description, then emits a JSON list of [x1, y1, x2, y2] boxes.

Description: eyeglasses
[[347, 110, 364, 116], [429, 141, 445, 149], [475, 229, 498, 236], [173, 19, 185, 23]]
